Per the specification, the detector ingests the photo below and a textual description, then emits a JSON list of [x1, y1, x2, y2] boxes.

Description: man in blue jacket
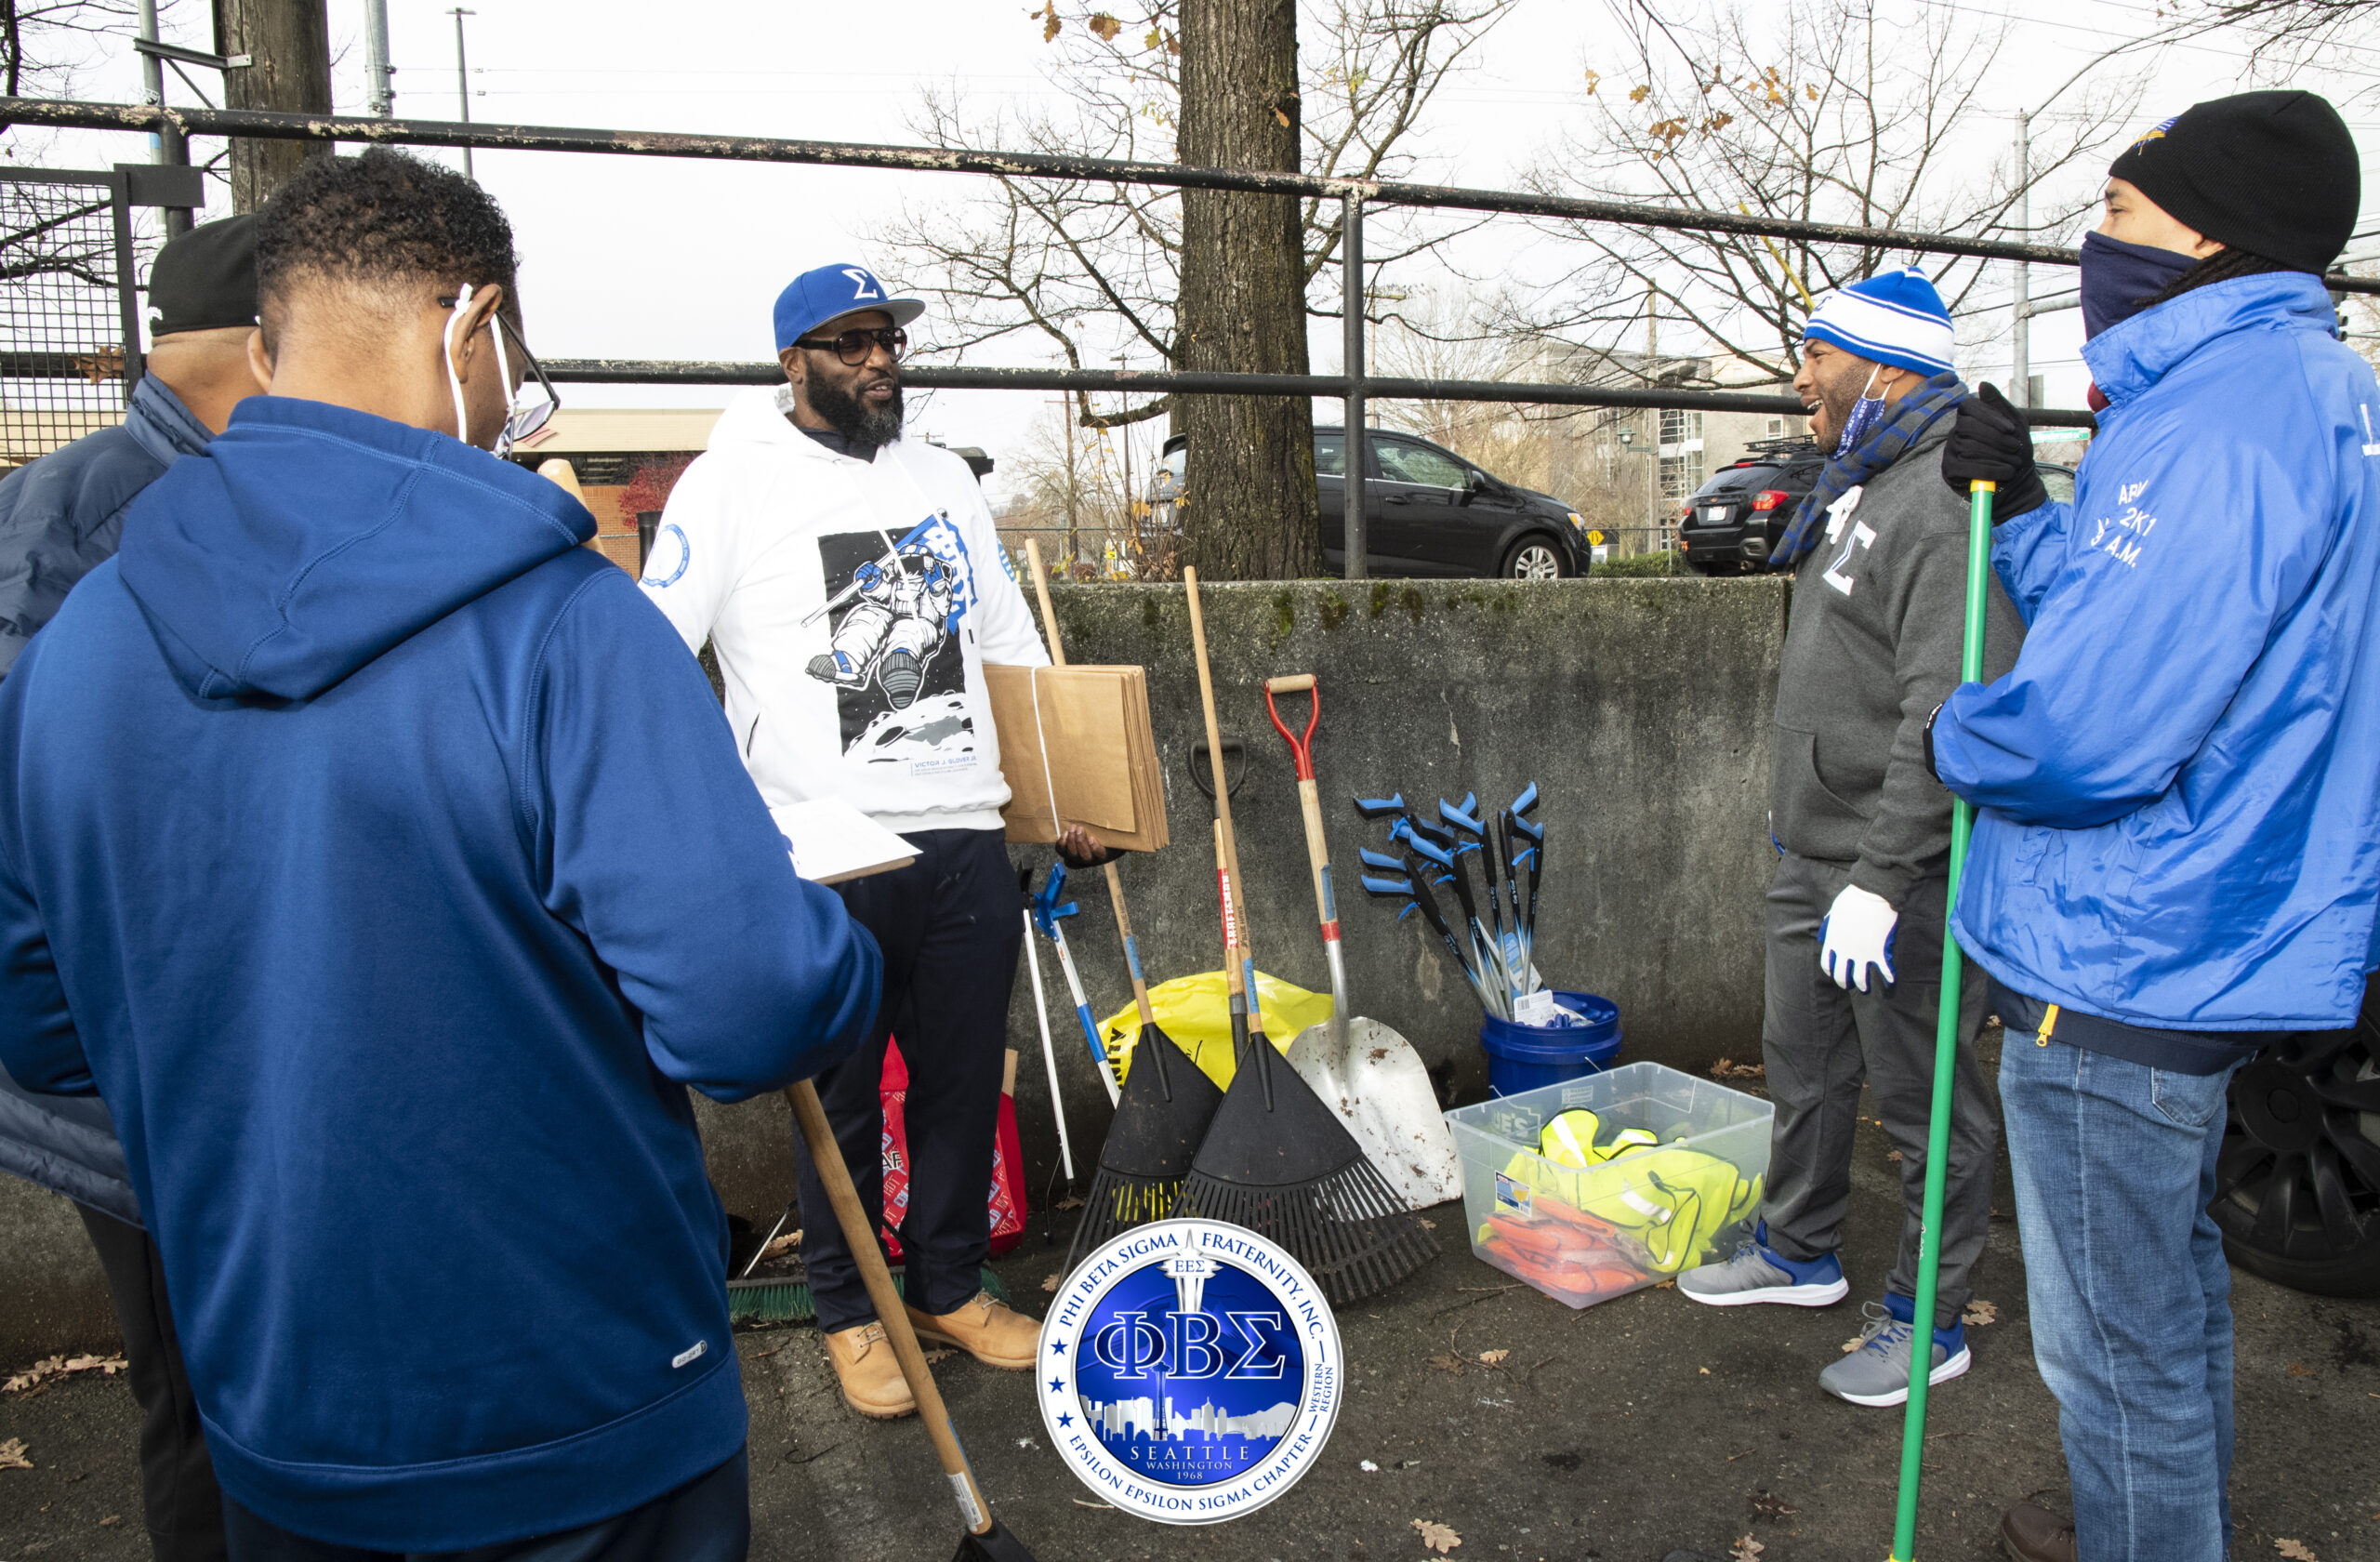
[[0, 147, 880, 1561], [1931, 92, 2375, 1562], [0, 212, 265, 1562]]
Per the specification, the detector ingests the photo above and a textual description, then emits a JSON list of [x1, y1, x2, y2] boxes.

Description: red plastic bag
[[879, 1039, 1027, 1262]]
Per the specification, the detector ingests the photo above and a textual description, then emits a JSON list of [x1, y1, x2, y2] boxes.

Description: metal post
[[448, 9, 475, 179], [1342, 190, 1368, 581], [136, 0, 192, 237], [2012, 111, 2030, 409], [364, 0, 394, 116], [109, 169, 146, 390]]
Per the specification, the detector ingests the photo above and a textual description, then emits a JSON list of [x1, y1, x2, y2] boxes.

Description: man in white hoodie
[[643, 263, 1078, 1420]]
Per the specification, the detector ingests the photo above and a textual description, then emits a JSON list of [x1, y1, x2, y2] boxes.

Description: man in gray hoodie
[[1678, 269, 2021, 1409]]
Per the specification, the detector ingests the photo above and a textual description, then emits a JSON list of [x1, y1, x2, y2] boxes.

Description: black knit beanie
[[2108, 90, 2360, 273]]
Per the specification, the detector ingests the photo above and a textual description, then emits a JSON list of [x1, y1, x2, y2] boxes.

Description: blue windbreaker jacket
[[0, 397, 881, 1549], [1934, 273, 2380, 1032], [0, 374, 215, 1223]]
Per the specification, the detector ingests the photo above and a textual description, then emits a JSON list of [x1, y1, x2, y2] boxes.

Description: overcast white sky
[[19, 0, 2380, 496]]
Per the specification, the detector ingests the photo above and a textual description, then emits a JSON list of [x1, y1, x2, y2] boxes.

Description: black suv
[[1157, 427, 1592, 578], [1677, 437, 2079, 574]]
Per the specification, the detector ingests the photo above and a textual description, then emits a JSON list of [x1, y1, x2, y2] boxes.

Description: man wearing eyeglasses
[[644, 262, 1093, 1423]]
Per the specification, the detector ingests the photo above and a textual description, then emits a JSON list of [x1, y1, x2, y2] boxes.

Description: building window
[[1659, 408, 1703, 445], [1659, 452, 1705, 502], [1765, 416, 1786, 438]]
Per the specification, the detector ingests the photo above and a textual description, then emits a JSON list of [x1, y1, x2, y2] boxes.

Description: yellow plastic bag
[[1099, 971, 1334, 1092]]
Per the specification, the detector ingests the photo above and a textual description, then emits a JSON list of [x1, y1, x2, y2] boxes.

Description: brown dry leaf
[[1963, 1300, 1999, 1328], [98, 1516, 120, 1528], [4, 1353, 127, 1394], [1886, 1149, 1904, 1163], [2287, 1362, 2315, 1378], [1841, 1336, 1863, 1354], [1036, 2, 1060, 43], [1411, 1517, 1462, 1554], [1709, 1058, 1765, 1080], [1655, 1279, 1676, 1290], [1698, 1367, 1712, 1375], [1628, 83, 1651, 102], [1419, 1218, 1437, 1230], [2275, 1542, 2319, 1561], [1054, 1197, 1085, 1211], [1748, 1491, 1799, 1519], [0, 1437, 29, 1471], [1583, 70, 1601, 95], [1730, 1537, 1765, 1562], [1041, 1272, 1062, 1293], [1477, 1349, 1510, 1366], [760, 1233, 800, 1263], [1425, 1353, 1463, 1373], [1086, 11, 1121, 40]]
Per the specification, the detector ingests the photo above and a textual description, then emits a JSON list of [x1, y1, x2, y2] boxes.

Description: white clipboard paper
[[769, 798, 917, 885]]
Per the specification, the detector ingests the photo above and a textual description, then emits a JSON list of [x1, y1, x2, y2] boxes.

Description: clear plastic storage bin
[[1442, 1061, 1774, 1309]]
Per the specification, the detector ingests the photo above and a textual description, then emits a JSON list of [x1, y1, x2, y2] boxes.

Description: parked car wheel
[[1502, 536, 1568, 580], [1688, 561, 1734, 576], [2211, 977, 2380, 1297]]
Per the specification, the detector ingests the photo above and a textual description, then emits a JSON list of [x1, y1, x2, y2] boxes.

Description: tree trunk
[[213, 0, 330, 213], [1176, 0, 1319, 580]]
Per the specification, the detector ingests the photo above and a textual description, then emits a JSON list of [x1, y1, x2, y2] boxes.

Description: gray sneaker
[[1818, 1299, 1972, 1408], [1677, 1237, 1849, 1307]]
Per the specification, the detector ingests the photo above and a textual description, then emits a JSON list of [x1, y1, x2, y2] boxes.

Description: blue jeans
[[1999, 1035, 2241, 1562]]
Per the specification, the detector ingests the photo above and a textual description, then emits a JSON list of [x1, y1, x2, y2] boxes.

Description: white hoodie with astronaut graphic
[[640, 384, 1050, 833]]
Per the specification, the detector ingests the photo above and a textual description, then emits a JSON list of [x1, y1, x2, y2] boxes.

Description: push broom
[[1176, 568, 1437, 1304], [1887, 478, 1992, 1562], [1013, 541, 1223, 1268], [785, 1079, 1038, 1562]]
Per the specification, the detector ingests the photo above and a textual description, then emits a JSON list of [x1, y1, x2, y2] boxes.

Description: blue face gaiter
[[2079, 232, 2196, 338], [1833, 364, 1886, 457]]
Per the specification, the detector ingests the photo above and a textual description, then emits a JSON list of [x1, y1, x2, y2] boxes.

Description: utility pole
[[364, 0, 394, 115], [449, 8, 477, 179], [136, 0, 193, 237], [212, 0, 331, 213], [2012, 111, 2030, 410]]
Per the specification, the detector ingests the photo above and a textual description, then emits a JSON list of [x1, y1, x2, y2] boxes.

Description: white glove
[[1818, 884, 1898, 991]]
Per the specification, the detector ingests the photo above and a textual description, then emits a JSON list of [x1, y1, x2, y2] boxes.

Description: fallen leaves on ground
[[1886, 1149, 1904, 1162], [1963, 1300, 1999, 1328], [1747, 1491, 1799, 1519], [759, 1232, 800, 1263], [1698, 1366, 1712, 1375], [1729, 1536, 1765, 1561], [1709, 1058, 1765, 1080], [2275, 1541, 2319, 1560], [919, 1347, 955, 1365], [1041, 1272, 1062, 1293], [1054, 1196, 1085, 1211], [0, 1438, 29, 1470], [2287, 1362, 2315, 1378], [98, 1516, 119, 1528], [1476, 1349, 1509, 1366], [1419, 1217, 1437, 1230], [1841, 1335, 1865, 1354], [1426, 1353, 1464, 1372], [1411, 1517, 1461, 1554], [4, 1353, 128, 1394]]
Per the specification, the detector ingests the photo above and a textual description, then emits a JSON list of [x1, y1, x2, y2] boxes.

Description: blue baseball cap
[[774, 263, 925, 352]]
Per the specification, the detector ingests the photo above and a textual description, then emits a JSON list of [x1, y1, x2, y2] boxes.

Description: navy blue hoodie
[[0, 397, 880, 1549]]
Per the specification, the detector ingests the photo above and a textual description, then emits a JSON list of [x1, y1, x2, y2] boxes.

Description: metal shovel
[[1265, 674, 1463, 1210]]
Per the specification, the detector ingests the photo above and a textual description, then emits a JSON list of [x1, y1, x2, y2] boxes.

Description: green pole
[[1888, 478, 1993, 1562]]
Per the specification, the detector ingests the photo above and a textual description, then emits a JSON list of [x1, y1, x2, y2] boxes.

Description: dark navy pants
[[220, 1449, 747, 1562], [793, 827, 1021, 1332]]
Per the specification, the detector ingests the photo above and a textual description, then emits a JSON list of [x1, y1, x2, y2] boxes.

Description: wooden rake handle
[[784, 1079, 995, 1537]]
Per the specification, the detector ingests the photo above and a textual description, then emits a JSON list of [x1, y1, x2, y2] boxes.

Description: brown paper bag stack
[[985, 663, 1168, 852]]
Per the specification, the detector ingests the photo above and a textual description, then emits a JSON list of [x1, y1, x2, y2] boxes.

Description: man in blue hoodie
[[0, 148, 880, 1561], [1932, 93, 2375, 1562], [0, 212, 265, 1562]]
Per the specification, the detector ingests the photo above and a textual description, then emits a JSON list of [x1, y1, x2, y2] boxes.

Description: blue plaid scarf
[[1772, 371, 1966, 565]]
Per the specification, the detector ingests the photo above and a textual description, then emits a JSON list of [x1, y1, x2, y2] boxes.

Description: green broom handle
[[1890, 478, 1994, 1561]]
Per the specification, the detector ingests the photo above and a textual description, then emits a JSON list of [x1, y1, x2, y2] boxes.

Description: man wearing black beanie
[[0, 215, 265, 1562], [1935, 92, 2376, 1562]]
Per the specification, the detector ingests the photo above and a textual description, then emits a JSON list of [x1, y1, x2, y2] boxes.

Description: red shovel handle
[[1264, 673, 1319, 781]]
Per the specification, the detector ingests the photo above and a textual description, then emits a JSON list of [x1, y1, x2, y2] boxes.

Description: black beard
[[808, 373, 905, 448]]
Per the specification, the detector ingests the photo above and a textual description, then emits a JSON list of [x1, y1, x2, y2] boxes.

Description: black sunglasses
[[794, 326, 908, 366]]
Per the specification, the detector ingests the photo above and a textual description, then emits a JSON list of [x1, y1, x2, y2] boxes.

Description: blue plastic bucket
[[1479, 991, 1622, 1097]]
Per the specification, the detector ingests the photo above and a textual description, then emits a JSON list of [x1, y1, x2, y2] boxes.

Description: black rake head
[[1064, 1023, 1224, 1272]]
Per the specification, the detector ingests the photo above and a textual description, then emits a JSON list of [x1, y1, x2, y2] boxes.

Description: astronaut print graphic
[[804, 510, 983, 775]]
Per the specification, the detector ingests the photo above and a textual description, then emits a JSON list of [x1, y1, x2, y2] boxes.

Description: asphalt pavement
[[5, 1036, 2377, 1562]]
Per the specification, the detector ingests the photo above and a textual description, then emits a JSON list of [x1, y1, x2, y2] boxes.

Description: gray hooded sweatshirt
[[1770, 419, 2025, 908]]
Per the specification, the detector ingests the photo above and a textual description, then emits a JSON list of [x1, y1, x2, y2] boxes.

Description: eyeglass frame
[[437, 286, 562, 458], [791, 325, 909, 367]]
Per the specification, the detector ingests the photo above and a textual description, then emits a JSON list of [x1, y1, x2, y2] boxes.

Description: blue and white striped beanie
[[1802, 268, 1955, 377]]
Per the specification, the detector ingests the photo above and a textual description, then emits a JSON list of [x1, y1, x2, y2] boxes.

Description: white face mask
[[443, 283, 521, 456]]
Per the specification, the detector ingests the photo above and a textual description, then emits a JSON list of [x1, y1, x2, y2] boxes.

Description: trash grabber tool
[[1032, 866, 1118, 1106], [787, 1080, 1040, 1562], [1266, 674, 1349, 1051], [1353, 792, 1409, 822], [1441, 792, 1517, 986], [1017, 873, 1074, 1188], [1365, 860, 1496, 1013], [1889, 479, 1993, 1562]]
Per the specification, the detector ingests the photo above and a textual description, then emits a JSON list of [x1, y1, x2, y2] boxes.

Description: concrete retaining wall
[[1, 576, 1787, 1361]]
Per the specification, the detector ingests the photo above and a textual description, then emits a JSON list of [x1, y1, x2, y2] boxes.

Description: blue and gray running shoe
[[1818, 1291, 1971, 1408], [1676, 1222, 1849, 1307]]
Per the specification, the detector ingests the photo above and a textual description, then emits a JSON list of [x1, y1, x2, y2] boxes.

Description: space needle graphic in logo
[[1038, 1218, 1342, 1524]]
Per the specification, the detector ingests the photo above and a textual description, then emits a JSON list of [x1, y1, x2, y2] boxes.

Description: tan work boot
[[824, 1322, 916, 1420], [905, 1291, 1039, 1370]]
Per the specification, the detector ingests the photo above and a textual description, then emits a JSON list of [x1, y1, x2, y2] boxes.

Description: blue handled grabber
[[1888, 478, 1993, 1561]]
